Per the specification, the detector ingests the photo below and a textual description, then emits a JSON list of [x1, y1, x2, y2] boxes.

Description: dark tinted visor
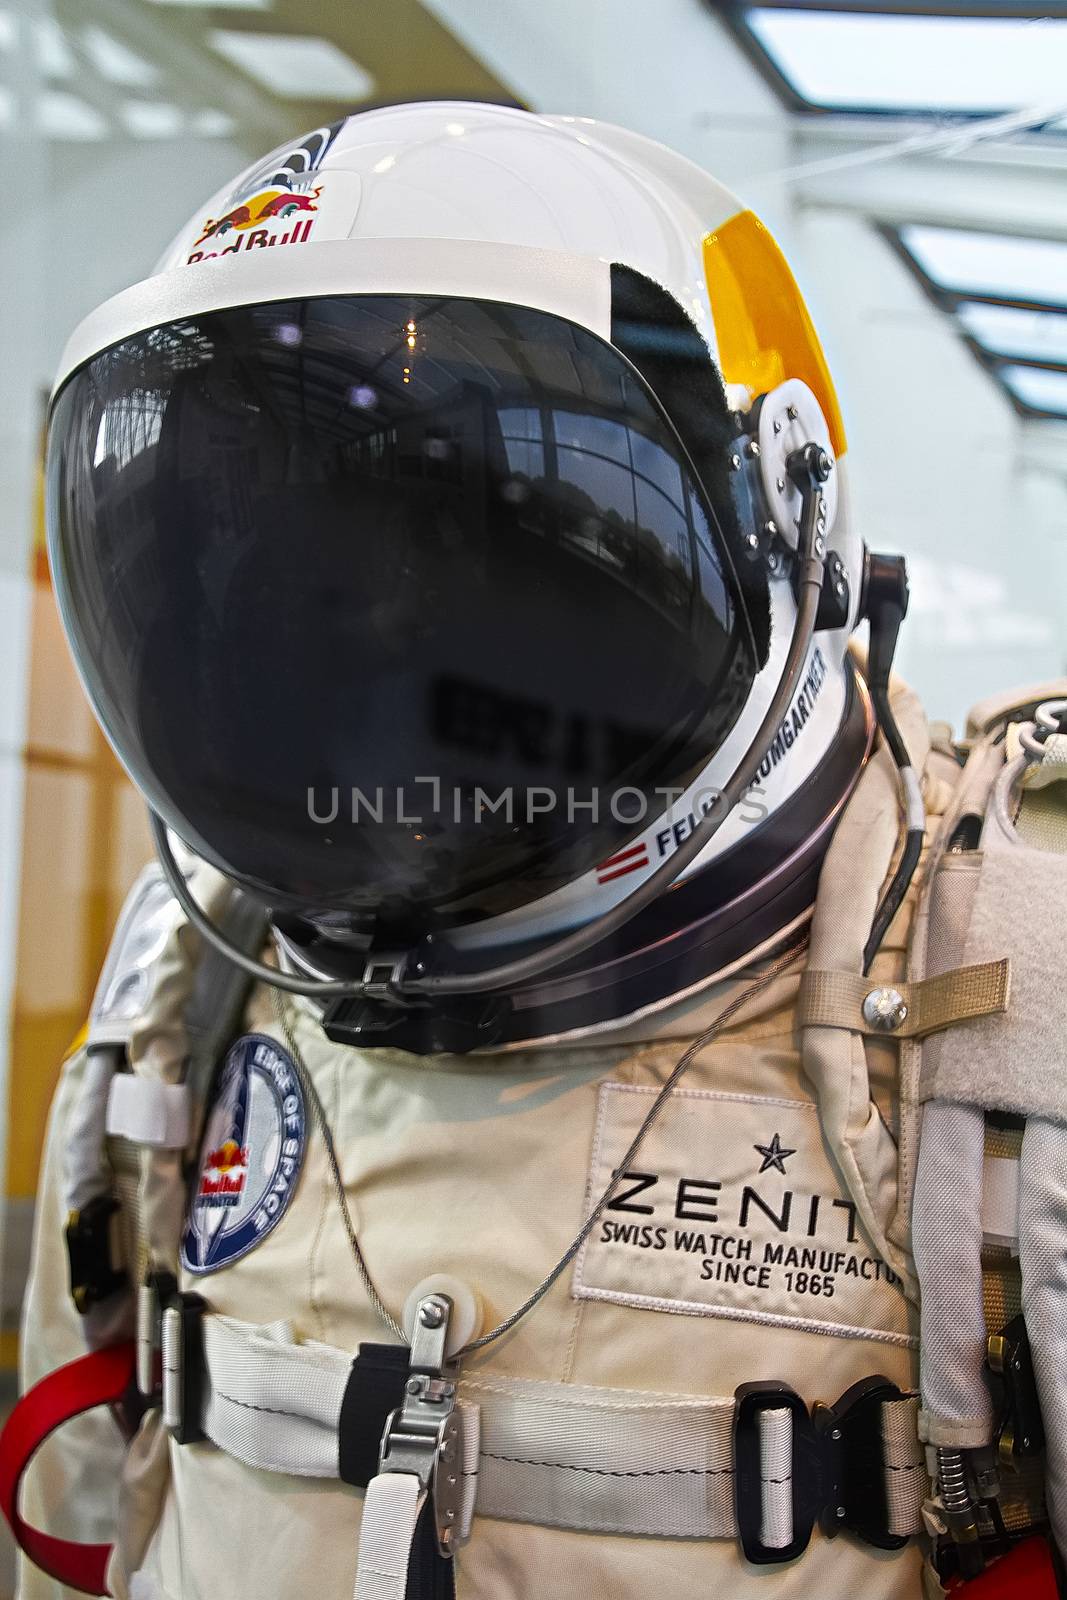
[[47, 294, 756, 933]]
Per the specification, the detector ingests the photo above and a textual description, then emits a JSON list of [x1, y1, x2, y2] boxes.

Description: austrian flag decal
[[182, 1033, 306, 1274]]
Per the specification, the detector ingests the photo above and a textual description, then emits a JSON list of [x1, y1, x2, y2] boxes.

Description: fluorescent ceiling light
[[190, 107, 237, 137], [147, 0, 270, 7], [1000, 364, 1067, 416], [36, 16, 75, 78], [38, 90, 107, 140], [83, 26, 159, 88], [209, 30, 374, 99], [122, 100, 184, 139], [900, 225, 1067, 308], [745, 8, 1067, 114], [958, 302, 1067, 366]]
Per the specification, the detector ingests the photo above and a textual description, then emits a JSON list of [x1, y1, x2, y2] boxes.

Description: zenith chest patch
[[182, 1033, 306, 1275], [573, 1083, 914, 1347]]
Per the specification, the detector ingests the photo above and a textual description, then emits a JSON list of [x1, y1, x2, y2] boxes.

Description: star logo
[[754, 1132, 796, 1174]]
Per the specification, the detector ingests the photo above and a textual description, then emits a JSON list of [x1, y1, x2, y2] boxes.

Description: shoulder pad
[[89, 864, 183, 1049], [966, 677, 1067, 739]]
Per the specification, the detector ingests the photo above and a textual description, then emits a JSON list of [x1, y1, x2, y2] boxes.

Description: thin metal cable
[[271, 989, 405, 1342], [274, 938, 807, 1357]]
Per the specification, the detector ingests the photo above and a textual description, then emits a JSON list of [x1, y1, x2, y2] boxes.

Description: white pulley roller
[[756, 378, 838, 551], [403, 1275, 482, 1357]]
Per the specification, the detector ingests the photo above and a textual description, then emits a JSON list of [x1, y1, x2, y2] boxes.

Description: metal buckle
[[735, 1376, 912, 1565], [988, 1313, 1045, 1467], [136, 1268, 176, 1398], [161, 1291, 207, 1445], [813, 1376, 911, 1551], [65, 1194, 127, 1313], [378, 1293, 465, 1557]]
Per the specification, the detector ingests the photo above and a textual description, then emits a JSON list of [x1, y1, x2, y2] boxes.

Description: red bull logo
[[188, 185, 321, 264], [198, 1138, 249, 1206]]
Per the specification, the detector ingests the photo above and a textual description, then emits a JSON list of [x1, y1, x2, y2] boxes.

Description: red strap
[[0, 1342, 135, 1596], [953, 1537, 1060, 1598]]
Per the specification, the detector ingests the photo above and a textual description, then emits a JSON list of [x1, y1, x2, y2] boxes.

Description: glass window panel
[[900, 226, 1067, 307], [958, 302, 1067, 365], [1000, 363, 1067, 416], [746, 8, 1067, 114]]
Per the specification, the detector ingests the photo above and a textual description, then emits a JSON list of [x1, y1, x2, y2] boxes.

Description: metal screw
[[745, 531, 760, 551], [406, 1376, 422, 1395], [862, 987, 909, 1032], [830, 1428, 842, 1442], [835, 579, 847, 598], [787, 404, 799, 421], [730, 453, 742, 471], [767, 551, 780, 574], [419, 1298, 447, 1329], [773, 419, 782, 435], [776, 476, 786, 493], [836, 1505, 847, 1520], [814, 535, 826, 558], [764, 520, 778, 538], [745, 439, 761, 459], [445, 1509, 456, 1523]]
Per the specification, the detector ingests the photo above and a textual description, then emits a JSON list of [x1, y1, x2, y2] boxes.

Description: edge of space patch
[[182, 1032, 306, 1275]]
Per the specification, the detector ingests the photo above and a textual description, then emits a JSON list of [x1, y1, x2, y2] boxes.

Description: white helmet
[[47, 102, 881, 1050]]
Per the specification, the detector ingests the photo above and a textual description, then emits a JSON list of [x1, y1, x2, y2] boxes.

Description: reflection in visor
[[48, 296, 756, 937]]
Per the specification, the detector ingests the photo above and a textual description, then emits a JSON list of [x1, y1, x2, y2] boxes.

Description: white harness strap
[[758, 1407, 794, 1551], [464, 1370, 737, 1538], [106, 1076, 191, 1149], [188, 1314, 925, 1551], [982, 1153, 1020, 1251], [354, 1475, 425, 1600], [202, 1315, 352, 1476]]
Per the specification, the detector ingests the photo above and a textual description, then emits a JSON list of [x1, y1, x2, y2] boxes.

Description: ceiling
[[8, 0, 517, 154], [726, 1, 1067, 421]]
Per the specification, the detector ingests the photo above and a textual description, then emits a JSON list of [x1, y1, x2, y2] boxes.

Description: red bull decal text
[[188, 185, 321, 264]]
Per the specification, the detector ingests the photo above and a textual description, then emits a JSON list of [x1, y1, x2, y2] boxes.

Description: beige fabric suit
[[20, 678, 958, 1600]]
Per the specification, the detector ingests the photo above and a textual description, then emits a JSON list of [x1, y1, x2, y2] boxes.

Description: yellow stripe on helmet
[[703, 210, 847, 458]]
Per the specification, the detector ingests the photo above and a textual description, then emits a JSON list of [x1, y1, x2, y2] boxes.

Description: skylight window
[[122, 101, 184, 139], [35, 16, 74, 79], [1000, 364, 1067, 417], [147, 0, 270, 7], [957, 302, 1067, 366], [83, 26, 159, 89], [210, 31, 374, 99], [744, 8, 1067, 115], [39, 90, 106, 140], [899, 226, 1067, 308]]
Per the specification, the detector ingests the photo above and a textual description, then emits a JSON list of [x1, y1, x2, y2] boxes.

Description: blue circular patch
[[181, 1032, 306, 1275]]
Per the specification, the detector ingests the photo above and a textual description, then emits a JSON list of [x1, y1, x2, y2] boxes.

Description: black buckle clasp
[[161, 1290, 207, 1445], [735, 1376, 912, 1565], [814, 1376, 911, 1552], [988, 1313, 1045, 1466], [734, 1382, 821, 1565], [65, 1193, 127, 1313]]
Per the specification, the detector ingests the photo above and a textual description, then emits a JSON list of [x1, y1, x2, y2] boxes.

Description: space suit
[[7, 102, 1066, 1600]]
